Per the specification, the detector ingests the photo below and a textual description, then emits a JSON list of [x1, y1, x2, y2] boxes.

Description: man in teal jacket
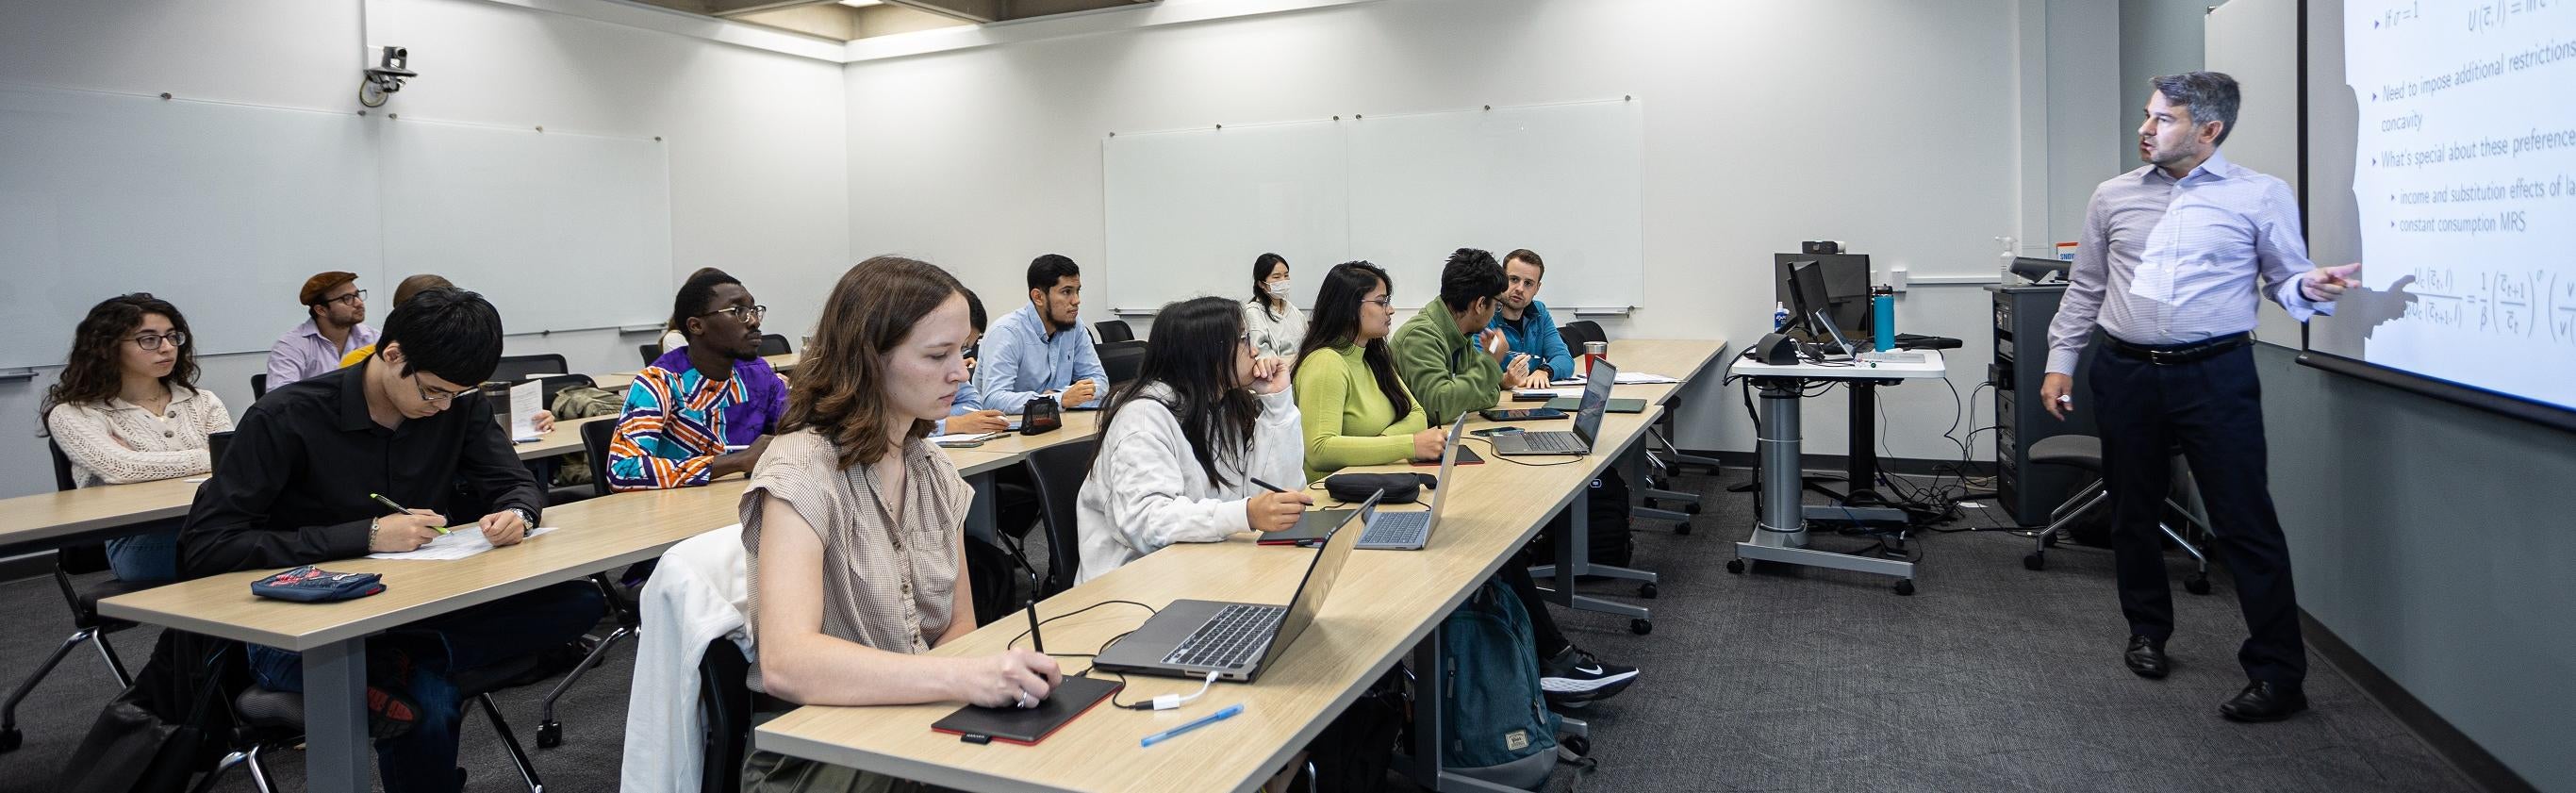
[[1489, 248, 1577, 389], [1394, 248, 1526, 425]]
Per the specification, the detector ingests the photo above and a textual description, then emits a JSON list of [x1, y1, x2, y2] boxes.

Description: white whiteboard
[[0, 85, 381, 369], [381, 119, 670, 336], [0, 84, 672, 370], [2206, 0, 2304, 349], [1104, 100, 1643, 316]]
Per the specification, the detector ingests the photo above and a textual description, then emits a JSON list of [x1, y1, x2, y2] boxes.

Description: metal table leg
[[1735, 377, 1915, 588], [304, 637, 371, 792]]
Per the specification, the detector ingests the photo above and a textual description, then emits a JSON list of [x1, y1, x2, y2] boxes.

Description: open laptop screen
[[1574, 358, 1617, 444], [1258, 488, 1377, 669]]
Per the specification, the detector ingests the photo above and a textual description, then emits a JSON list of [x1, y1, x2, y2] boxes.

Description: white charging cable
[[1148, 669, 1221, 711]]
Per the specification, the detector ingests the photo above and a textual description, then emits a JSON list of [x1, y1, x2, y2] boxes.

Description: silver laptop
[[1355, 415, 1466, 550], [1090, 490, 1377, 683], [1491, 358, 1615, 456]]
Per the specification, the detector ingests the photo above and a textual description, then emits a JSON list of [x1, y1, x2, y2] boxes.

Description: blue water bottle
[[1772, 302, 1791, 330], [1870, 287, 1895, 351]]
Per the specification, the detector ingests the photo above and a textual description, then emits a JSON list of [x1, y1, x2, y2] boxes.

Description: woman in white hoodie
[[1075, 296, 1311, 584]]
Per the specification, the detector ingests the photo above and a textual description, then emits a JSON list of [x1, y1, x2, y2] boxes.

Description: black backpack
[[1527, 471, 1634, 570]]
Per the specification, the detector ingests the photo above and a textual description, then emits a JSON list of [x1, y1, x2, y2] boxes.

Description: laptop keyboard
[[1518, 432, 1586, 454], [1362, 511, 1431, 547], [1164, 604, 1285, 669]]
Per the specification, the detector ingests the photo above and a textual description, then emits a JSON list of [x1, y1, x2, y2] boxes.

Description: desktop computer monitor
[[1773, 253, 1872, 337], [1785, 259, 1834, 340]]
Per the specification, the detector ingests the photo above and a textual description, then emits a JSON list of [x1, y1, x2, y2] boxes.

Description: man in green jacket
[[1394, 248, 1530, 424]]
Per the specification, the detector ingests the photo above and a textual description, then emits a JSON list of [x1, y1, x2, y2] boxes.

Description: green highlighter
[[370, 492, 452, 536]]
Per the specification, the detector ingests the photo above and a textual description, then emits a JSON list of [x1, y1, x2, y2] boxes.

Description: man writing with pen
[[179, 287, 605, 793]]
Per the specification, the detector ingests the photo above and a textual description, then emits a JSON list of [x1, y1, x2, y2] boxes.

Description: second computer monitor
[[1773, 253, 1872, 339]]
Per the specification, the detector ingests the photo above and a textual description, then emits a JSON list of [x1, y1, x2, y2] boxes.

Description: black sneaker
[[1539, 646, 1638, 707]]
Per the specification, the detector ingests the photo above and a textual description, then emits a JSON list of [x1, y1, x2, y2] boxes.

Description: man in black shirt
[[182, 288, 603, 793]]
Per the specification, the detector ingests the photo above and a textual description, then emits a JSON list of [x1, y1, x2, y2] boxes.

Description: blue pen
[[1140, 703, 1244, 748]]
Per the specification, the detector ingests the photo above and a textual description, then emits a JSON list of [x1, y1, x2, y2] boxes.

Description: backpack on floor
[[1438, 578, 1560, 790], [1527, 471, 1635, 570]]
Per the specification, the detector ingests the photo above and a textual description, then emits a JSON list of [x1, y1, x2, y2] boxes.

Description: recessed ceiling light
[[838, 0, 883, 7]]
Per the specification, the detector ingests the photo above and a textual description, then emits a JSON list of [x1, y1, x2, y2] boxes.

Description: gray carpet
[[0, 468, 2478, 792]]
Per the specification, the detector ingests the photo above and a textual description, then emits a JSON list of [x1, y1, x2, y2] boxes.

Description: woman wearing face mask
[[1241, 253, 1306, 361]]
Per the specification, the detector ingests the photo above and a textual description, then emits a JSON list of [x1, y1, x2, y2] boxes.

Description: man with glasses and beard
[[268, 271, 379, 388]]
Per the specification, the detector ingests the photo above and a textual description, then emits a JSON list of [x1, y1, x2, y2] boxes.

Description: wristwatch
[[509, 506, 537, 527]]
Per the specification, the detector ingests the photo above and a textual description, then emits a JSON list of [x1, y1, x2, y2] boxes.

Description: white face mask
[[1265, 280, 1293, 298]]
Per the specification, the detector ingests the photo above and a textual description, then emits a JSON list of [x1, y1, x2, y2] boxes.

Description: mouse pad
[[931, 674, 1124, 745]]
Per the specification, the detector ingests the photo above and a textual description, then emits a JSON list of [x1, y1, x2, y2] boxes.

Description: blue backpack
[[1439, 578, 1560, 789]]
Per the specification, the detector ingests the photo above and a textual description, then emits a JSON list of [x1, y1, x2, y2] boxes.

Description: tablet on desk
[[930, 674, 1123, 746]]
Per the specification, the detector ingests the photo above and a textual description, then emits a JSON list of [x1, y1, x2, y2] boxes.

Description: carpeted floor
[[0, 468, 2478, 792]]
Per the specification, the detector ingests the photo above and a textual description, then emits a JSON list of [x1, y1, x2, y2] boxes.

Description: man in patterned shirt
[[606, 268, 788, 490], [2044, 72, 2362, 723]]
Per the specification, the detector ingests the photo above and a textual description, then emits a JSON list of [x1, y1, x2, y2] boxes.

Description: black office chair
[[1094, 320, 1135, 343], [1558, 322, 1606, 350], [2019, 435, 2215, 595], [1021, 439, 1098, 596], [1098, 340, 1148, 388], [696, 638, 756, 793], [528, 418, 646, 750], [249, 373, 269, 399], [206, 651, 564, 793], [756, 334, 791, 357], [489, 353, 570, 385], [0, 441, 148, 752], [638, 343, 663, 366], [581, 417, 620, 499]]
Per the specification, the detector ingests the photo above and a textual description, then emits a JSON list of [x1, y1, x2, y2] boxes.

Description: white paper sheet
[[508, 380, 543, 441], [368, 526, 556, 561], [929, 432, 1004, 445]]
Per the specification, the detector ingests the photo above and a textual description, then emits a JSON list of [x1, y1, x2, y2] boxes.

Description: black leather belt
[[2106, 332, 2251, 366]]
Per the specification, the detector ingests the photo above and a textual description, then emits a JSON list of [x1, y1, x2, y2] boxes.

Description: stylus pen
[[1140, 703, 1245, 748], [1247, 477, 1290, 494]]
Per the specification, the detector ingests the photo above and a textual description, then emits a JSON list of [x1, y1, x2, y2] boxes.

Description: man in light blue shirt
[[1489, 248, 1577, 389], [977, 254, 1110, 413], [2042, 72, 2362, 724]]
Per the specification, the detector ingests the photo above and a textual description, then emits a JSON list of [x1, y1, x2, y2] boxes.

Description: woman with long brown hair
[[41, 293, 233, 582], [736, 256, 1060, 792]]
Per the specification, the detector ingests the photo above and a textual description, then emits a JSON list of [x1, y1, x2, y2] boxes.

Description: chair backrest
[[251, 372, 269, 399], [208, 430, 235, 479], [1094, 320, 1134, 343], [638, 343, 663, 366], [1098, 340, 1148, 387], [1560, 321, 1608, 349], [756, 334, 791, 356], [536, 373, 596, 411], [45, 438, 77, 492], [489, 353, 569, 385], [582, 417, 619, 498], [1022, 438, 1098, 595], [697, 637, 753, 793]]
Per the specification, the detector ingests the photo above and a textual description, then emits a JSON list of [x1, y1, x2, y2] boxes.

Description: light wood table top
[[753, 339, 1725, 793], [98, 479, 750, 651], [515, 413, 614, 460], [0, 475, 203, 553], [949, 409, 1101, 457]]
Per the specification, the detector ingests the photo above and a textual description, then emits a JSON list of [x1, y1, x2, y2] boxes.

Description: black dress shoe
[[2123, 636, 2170, 679], [2220, 681, 2308, 722]]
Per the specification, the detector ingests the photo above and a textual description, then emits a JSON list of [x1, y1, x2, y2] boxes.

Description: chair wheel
[[1637, 583, 1658, 599], [1684, 504, 1702, 515], [0, 726, 21, 752], [2185, 572, 2212, 596], [536, 720, 562, 749], [1674, 521, 1693, 534], [1726, 558, 1746, 574], [1559, 735, 1592, 758], [2023, 553, 2045, 571], [2041, 533, 2060, 548], [1892, 579, 1916, 596], [1629, 619, 1653, 636]]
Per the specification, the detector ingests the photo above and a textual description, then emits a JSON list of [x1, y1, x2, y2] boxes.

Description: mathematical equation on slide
[[2401, 266, 2576, 343]]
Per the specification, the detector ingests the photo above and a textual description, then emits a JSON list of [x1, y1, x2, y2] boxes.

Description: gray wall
[[2255, 345, 2576, 791]]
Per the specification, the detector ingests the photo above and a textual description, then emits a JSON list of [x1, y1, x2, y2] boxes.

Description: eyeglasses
[[128, 331, 189, 351], [320, 289, 367, 307], [697, 305, 768, 323], [1360, 296, 1394, 308], [411, 372, 473, 405]]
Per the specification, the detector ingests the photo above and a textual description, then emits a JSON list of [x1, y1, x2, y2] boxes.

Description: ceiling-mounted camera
[[360, 46, 415, 108]]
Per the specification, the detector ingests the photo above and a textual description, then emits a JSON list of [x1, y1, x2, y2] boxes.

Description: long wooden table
[[593, 352, 800, 393], [98, 479, 754, 791], [753, 339, 1726, 793]]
